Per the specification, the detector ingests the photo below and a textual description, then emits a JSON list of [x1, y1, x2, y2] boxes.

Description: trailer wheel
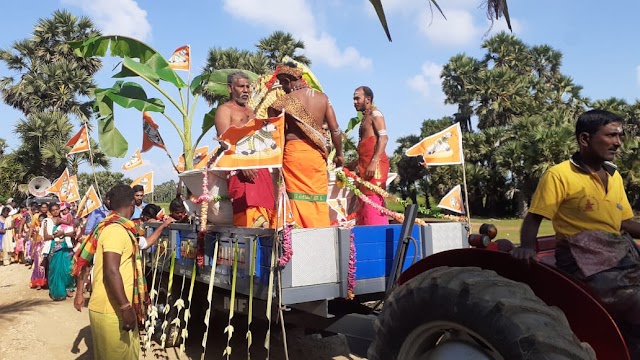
[[368, 266, 596, 360]]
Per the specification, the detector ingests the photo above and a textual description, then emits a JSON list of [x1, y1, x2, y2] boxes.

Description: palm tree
[[441, 54, 482, 132], [256, 31, 311, 69], [201, 47, 270, 106], [0, 10, 101, 121]]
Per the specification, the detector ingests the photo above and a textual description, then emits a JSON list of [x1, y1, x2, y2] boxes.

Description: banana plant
[[70, 35, 258, 170]]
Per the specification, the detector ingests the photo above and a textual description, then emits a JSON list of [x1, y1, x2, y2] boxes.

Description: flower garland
[[194, 169, 212, 267], [337, 169, 467, 222], [347, 231, 356, 300], [277, 224, 293, 267], [335, 170, 427, 226]]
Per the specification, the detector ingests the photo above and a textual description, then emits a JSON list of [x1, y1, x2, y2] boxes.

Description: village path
[[0, 263, 364, 360]]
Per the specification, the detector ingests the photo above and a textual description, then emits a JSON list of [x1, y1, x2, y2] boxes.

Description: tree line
[[1, 11, 638, 218]]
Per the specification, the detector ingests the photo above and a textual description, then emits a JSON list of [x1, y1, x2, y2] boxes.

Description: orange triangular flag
[[168, 45, 190, 71], [64, 175, 81, 203], [47, 168, 70, 197], [405, 123, 463, 166], [122, 149, 143, 171], [77, 185, 101, 218], [66, 125, 90, 155], [176, 146, 209, 172], [437, 185, 465, 214], [142, 112, 166, 153], [131, 172, 154, 194]]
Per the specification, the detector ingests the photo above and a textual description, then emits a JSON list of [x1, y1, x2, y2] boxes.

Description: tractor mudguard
[[396, 248, 629, 360]]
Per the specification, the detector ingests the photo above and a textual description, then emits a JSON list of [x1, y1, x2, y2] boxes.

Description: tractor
[[368, 219, 629, 359]]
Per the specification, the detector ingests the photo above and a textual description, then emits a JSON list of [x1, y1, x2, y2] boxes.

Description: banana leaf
[[70, 35, 187, 89]]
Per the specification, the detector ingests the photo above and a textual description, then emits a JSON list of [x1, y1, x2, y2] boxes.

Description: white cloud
[[407, 61, 444, 99], [61, 0, 152, 41], [636, 65, 640, 86], [364, 0, 522, 47], [417, 9, 480, 46], [222, 0, 372, 70]]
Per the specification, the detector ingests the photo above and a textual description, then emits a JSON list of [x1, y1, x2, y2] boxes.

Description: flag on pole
[[405, 123, 463, 166], [122, 149, 143, 171], [77, 185, 102, 218], [212, 112, 285, 170], [47, 168, 70, 196], [176, 146, 210, 172], [64, 175, 81, 202], [168, 45, 190, 71], [65, 125, 90, 156], [131, 172, 154, 194], [437, 185, 465, 214], [141, 112, 166, 152]]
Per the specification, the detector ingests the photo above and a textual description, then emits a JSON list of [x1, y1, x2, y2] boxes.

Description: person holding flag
[[214, 71, 276, 228], [346, 86, 390, 225]]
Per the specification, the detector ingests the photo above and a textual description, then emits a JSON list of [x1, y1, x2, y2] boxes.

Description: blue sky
[[1, 0, 639, 184]]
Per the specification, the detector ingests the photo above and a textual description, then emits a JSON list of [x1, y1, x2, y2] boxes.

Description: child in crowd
[[55, 202, 75, 236], [169, 197, 188, 222]]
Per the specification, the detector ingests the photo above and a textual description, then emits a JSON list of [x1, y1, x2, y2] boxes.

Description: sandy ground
[[0, 263, 365, 359]]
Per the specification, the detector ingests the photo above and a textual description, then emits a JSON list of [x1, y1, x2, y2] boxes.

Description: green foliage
[[77, 171, 132, 198], [71, 36, 236, 169]]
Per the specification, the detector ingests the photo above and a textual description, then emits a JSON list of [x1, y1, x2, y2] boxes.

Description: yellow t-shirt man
[[88, 224, 134, 313], [529, 158, 634, 238]]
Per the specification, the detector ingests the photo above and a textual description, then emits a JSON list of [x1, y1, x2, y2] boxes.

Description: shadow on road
[[0, 299, 49, 320], [71, 325, 93, 359]]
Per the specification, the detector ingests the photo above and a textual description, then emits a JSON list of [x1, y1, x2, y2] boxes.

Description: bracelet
[[119, 302, 132, 310]]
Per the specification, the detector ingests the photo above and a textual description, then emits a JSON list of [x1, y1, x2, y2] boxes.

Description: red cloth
[[228, 168, 275, 215], [357, 136, 389, 196]]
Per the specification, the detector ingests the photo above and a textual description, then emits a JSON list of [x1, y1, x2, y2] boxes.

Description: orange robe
[[283, 140, 329, 228]]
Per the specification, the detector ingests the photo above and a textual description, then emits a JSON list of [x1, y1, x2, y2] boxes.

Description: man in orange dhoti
[[269, 63, 344, 228], [215, 71, 275, 227], [348, 86, 390, 225]]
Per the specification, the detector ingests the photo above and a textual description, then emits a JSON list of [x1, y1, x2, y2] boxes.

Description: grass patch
[[386, 198, 553, 244]]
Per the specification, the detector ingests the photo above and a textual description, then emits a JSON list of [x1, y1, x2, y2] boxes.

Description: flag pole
[[186, 44, 191, 114], [460, 153, 472, 229], [86, 124, 102, 200]]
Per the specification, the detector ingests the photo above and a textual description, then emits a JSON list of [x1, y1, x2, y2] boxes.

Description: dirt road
[[0, 263, 364, 359]]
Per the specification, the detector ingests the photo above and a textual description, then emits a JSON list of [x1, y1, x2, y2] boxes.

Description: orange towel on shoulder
[[283, 139, 329, 228]]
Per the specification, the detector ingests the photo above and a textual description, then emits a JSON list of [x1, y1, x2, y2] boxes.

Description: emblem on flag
[[65, 125, 90, 156], [176, 146, 210, 172], [131, 172, 154, 194], [212, 112, 285, 170], [77, 185, 102, 218], [437, 185, 465, 214], [405, 123, 463, 166], [168, 45, 190, 71], [122, 149, 143, 171], [142, 112, 166, 152]]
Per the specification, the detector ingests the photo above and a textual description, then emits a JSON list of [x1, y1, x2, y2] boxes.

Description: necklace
[[290, 84, 309, 92]]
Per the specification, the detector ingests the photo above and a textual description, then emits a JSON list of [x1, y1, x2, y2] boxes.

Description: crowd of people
[[0, 185, 183, 304]]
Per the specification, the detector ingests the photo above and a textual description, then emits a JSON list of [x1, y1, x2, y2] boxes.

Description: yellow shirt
[[529, 159, 634, 238], [88, 224, 134, 314]]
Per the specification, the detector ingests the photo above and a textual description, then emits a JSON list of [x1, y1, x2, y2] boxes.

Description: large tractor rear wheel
[[368, 266, 596, 360]]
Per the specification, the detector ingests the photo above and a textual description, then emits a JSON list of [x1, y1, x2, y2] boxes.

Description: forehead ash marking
[[353, 91, 364, 97]]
